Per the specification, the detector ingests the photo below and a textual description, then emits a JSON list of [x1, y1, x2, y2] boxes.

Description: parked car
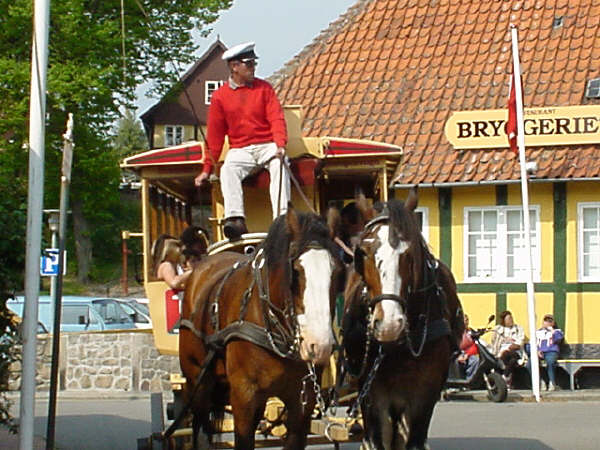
[[113, 298, 152, 329], [90, 298, 152, 330], [6, 296, 137, 332]]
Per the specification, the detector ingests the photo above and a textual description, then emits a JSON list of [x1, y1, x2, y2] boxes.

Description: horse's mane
[[387, 199, 427, 252], [261, 212, 338, 270]]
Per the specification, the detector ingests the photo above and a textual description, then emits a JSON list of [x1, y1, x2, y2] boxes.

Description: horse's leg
[[280, 384, 313, 450], [361, 394, 398, 450], [229, 383, 266, 450], [406, 351, 449, 450], [191, 412, 211, 450]]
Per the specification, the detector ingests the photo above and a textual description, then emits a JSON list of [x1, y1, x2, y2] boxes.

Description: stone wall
[[8, 331, 180, 392]]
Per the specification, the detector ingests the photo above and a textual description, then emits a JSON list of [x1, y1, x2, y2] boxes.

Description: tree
[[0, 0, 232, 283], [113, 109, 148, 159]]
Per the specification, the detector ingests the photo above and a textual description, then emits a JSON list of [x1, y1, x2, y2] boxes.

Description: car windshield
[[120, 301, 149, 324]]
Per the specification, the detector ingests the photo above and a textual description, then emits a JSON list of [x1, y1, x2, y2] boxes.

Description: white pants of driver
[[220, 141, 291, 219]]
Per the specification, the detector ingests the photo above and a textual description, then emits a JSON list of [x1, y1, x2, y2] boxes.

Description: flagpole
[[511, 24, 541, 402], [20, 0, 51, 448]]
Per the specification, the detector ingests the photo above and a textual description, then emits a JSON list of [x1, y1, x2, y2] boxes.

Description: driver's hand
[[195, 172, 209, 186], [275, 146, 285, 157]]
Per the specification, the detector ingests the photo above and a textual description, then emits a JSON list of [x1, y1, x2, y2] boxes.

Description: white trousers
[[220, 142, 291, 219]]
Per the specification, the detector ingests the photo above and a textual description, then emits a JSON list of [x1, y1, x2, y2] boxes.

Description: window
[[165, 125, 183, 146], [62, 305, 90, 325], [578, 203, 600, 281], [464, 206, 540, 281], [205, 80, 224, 105], [414, 207, 429, 243], [586, 78, 600, 99]]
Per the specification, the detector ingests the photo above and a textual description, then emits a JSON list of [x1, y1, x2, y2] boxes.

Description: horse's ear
[[355, 187, 376, 223], [405, 185, 419, 212], [285, 202, 301, 243], [326, 207, 341, 240]]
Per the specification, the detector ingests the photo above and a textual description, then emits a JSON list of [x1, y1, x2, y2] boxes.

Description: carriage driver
[[194, 41, 291, 240]]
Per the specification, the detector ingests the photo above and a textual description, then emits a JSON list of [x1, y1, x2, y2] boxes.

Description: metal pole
[[49, 231, 57, 300], [46, 114, 74, 450], [20, 1, 50, 448], [121, 231, 129, 296], [511, 25, 541, 402]]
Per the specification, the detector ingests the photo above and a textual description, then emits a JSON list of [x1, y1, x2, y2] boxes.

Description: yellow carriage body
[[121, 106, 402, 355]]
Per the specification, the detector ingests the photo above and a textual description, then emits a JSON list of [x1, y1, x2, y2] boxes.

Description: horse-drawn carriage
[[123, 106, 463, 449]]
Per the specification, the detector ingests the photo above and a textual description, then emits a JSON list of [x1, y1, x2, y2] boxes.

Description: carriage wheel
[[486, 372, 508, 402]]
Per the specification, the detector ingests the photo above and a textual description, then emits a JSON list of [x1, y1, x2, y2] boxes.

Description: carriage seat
[[241, 157, 318, 188]]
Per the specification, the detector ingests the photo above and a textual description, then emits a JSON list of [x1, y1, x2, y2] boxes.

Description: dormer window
[[205, 80, 224, 105], [586, 78, 600, 99]]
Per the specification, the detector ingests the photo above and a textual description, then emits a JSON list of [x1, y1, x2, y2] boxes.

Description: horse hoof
[[408, 443, 430, 450]]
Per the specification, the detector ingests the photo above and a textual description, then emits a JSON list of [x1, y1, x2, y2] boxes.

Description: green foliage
[[113, 109, 148, 158], [0, 150, 27, 293], [0, 294, 19, 432], [0, 0, 232, 283]]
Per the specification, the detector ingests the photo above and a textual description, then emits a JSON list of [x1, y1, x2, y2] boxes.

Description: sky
[[135, 0, 357, 115]]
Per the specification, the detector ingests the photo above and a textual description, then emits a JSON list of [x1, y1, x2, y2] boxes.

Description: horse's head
[[352, 188, 423, 343], [262, 206, 341, 366]]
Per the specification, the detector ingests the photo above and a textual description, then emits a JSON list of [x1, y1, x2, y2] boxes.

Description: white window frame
[[578, 202, 600, 281], [463, 205, 541, 282], [205, 80, 224, 105], [164, 125, 184, 146], [415, 207, 429, 243]]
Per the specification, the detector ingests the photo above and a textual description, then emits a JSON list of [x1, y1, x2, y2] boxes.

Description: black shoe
[[223, 217, 247, 240]]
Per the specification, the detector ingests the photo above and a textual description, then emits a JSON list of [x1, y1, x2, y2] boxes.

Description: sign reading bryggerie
[[444, 105, 600, 149]]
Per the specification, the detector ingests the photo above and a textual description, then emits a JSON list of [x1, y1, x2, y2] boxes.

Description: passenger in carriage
[[152, 235, 192, 290], [180, 225, 209, 269], [194, 41, 291, 240]]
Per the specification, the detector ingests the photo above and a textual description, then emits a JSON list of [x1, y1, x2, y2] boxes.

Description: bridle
[[354, 213, 441, 356], [250, 239, 334, 359], [357, 214, 408, 313]]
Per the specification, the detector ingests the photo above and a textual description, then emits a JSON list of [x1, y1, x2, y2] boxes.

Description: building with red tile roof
[[271, 0, 600, 361], [272, 0, 600, 185]]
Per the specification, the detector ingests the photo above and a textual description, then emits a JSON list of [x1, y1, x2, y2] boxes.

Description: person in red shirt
[[194, 42, 290, 239], [457, 314, 479, 378]]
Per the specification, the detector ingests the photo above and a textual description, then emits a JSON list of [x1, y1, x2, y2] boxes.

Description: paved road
[[6, 397, 600, 449]]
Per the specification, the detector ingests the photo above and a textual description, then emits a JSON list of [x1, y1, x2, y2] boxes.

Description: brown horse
[[179, 207, 342, 449], [341, 189, 464, 450]]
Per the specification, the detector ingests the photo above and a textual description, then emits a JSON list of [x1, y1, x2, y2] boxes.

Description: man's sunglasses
[[240, 59, 257, 67]]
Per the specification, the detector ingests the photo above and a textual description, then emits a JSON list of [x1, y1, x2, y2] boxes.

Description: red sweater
[[203, 78, 287, 174]]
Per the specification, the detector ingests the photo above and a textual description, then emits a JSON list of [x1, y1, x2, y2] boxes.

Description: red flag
[[505, 73, 518, 155]]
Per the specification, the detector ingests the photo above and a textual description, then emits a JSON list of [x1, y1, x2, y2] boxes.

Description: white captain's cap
[[222, 42, 259, 62]]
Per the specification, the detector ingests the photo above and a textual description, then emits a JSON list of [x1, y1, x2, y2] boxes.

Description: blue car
[[6, 296, 137, 333]]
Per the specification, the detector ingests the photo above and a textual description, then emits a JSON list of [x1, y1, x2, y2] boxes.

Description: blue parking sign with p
[[40, 249, 66, 276]]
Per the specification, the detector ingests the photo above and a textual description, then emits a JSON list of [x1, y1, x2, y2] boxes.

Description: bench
[[556, 359, 600, 391]]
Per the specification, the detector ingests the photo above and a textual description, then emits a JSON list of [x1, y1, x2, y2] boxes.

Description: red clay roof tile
[[271, 0, 600, 185]]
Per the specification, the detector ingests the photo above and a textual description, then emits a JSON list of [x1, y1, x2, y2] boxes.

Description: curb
[[444, 389, 600, 403], [5, 390, 158, 401]]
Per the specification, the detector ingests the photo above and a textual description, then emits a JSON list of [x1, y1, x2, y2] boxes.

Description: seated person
[[527, 314, 564, 391], [152, 234, 192, 290], [492, 310, 525, 389], [457, 314, 479, 379], [180, 226, 210, 269]]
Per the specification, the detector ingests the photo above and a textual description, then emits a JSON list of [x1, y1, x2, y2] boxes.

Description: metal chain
[[301, 361, 326, 416], [348, 345, 384, 419]]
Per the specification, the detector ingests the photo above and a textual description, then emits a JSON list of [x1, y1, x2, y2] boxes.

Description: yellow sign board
[[445, 105, 600, 149]]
